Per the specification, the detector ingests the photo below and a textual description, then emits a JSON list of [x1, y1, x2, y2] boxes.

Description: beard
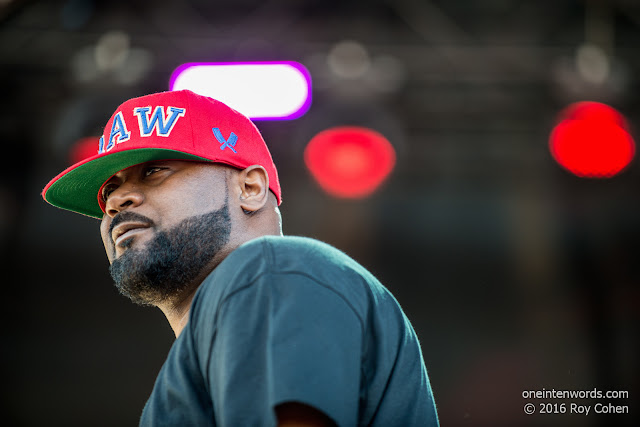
[[108, 201, 231, 306]]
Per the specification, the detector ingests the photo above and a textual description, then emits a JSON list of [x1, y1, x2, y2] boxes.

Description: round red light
[[549, 102, 635, 178], [69, 136, 99, 165], [304, 126, 396, 198]]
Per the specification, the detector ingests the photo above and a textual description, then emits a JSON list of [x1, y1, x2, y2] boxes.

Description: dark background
[[1, 0, 638, 426]]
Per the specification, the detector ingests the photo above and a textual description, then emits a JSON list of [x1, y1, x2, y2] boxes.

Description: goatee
[[109, 201, 231, 306]]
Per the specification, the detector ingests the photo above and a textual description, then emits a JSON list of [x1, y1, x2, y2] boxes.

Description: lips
[[112, 222, 151, 246]]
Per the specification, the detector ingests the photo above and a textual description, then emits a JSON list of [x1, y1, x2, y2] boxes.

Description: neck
[[159, 290, 197, 337], [156, 233, 282, 337], [156, 244, 235, 337]]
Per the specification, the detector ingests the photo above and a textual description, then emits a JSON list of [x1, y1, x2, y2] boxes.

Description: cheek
[[152, 166, 230, 219], [100, 218, 115, 261], [155, 189, 222, 220]]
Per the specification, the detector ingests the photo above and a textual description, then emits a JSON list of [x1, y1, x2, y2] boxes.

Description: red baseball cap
[[42, 90, 282, 218]]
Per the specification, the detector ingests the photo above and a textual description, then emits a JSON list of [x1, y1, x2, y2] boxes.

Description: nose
[[104, 182, 144, 217]]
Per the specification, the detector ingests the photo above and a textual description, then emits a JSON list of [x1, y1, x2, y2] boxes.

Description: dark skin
[[100, 160, 281, 333], [99, 160, 334, 426]]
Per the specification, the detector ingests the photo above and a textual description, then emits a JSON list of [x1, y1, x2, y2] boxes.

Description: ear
[[237, 165, 269, 213]]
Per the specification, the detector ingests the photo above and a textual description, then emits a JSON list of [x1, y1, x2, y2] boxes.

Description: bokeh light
[[69, 136, 99, 165], [304, 126, 396, 198], [170, 62, 311, 120], [327, 40, 371, 79], [549, 101, 635, 178]]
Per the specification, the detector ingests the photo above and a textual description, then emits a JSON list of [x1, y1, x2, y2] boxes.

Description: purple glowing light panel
[[169, 62, 312, 120]]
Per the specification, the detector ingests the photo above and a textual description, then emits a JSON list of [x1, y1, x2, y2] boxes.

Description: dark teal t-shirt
[[139, 236, 439, 426]]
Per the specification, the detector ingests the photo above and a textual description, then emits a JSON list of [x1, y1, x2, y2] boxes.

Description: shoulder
[[215, 235, 370, 281], [240, 236, 384, 298], [252, 235, 356, 264], [234, 236, 402, 319], [193, 236, 375, 307], [191, 235, 403, 330], [235, 234, 349, 259]]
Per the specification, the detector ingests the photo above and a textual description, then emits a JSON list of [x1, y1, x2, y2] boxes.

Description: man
[[42, 90, 439, 426]]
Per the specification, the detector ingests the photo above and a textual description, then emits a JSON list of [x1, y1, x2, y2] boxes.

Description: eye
[[101, 182, 118, 202], [144, 166, 166, 177]]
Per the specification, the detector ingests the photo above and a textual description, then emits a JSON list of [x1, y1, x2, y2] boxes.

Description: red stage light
[[69, 136, 99, 165], [304, 126, 396, 198], [549, 102, 635, 178]]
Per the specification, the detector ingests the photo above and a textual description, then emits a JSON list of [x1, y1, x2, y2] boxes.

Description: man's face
[[99, 160, 232, 305]]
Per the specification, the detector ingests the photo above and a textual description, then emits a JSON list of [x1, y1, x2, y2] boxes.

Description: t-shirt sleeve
[[204, 272, 363, 427]]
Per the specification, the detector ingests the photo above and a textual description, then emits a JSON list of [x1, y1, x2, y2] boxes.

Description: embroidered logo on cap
[[213, 127, 238, 153], [98, 106, 186, 154], [134, 106, 186, 137], [99, 111, 131, 153]]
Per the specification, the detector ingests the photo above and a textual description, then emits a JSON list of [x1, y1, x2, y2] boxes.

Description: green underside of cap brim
[[45, 148, 210, 219]]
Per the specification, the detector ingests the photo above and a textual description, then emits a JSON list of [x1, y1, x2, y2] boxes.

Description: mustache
[[109, 211, 155, 238]]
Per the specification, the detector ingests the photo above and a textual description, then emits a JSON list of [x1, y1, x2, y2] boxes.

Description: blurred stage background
[[1, 0, 638, 426]]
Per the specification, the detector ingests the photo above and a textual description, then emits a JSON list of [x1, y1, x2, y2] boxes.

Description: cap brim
[[42, 148, 209, 219]]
